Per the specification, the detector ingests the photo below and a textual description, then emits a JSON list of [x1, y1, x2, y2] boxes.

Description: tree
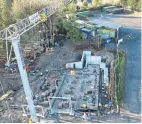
[[65, 2, 77, 13], [12, 0, 51, 19], [67, 26, 83, 43], [120, 0, 141, 11], [92, 0, 102, 7], [12, 0, 24, 19], [127, 0, 137, 10], [0, 0, 12, 28], [120, 0, 127, 9], [0, 3, 2, 29], [56, 18, 83, 43], [62, 20, 83, 43], [136, 0, 141, 11], [82, 1, 88, 9]]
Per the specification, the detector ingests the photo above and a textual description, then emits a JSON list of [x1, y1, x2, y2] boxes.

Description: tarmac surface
[[90, 13, 141, 114], [45, 111, 141, 123]]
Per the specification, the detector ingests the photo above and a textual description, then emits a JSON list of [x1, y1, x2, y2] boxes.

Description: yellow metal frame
[[40, 13, 48, 22]]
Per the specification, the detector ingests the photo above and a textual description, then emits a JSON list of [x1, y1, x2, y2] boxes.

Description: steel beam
[[12, 36, 38, 121]]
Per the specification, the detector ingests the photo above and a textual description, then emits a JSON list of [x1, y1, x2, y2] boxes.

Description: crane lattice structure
[[0, 0, 71, 40], [0, 0, 72, 122]]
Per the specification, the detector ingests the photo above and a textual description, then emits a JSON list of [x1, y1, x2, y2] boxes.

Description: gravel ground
[[36, 39, 82, 71], [0, 38, 115, 122]]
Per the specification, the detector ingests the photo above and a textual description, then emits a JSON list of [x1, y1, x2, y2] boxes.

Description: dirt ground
[[1, 9, 141, 122], [0, 37, 115, 122]]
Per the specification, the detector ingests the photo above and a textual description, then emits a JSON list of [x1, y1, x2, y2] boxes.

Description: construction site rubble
[[0, 39, 115, 122]]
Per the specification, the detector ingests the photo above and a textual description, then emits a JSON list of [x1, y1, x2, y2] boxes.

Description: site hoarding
[[29, 12, 40, 24], [97, 28, 116, 38]]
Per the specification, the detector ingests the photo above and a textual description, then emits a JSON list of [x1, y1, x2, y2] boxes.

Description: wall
[[66, 61, 82, 69], [50, 74, 67, 113], [100, 63, 109, 86], [65, 51, 109, 86], [86, 56, 101, 67], [86, 56, 109, 86], [66, 51, 91, 69]]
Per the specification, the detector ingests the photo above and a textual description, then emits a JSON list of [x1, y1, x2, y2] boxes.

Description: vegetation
[[120, 0, 141, 11], [126, 0, 140, 10], [64, 2, 77, 14], [56, 18, 83, 43], [0, 0, 52, 29], [12, 0, 51, 19], [0, 0, 141, 29], [82, 1, 88, 10], [92, 0, 102, 6], [78, 0, 141, 11], [0, 0, 13, 29], [115, 51, 126, 107]]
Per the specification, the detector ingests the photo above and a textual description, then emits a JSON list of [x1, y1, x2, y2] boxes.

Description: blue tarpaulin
[[104, 38, 111, 46], [108, 101, 112, 107], [104, 42, 108, 46], [45, 12, 48, 16], [55, 41, 60, 47]]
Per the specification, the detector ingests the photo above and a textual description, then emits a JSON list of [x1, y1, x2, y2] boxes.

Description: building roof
[[97, 21, 120, 29], [103, 6, 116, 9], [75, 20, 86, 25], [89, 19, 102, 25], [89, 19, 121, 30], [76, 25, 85, 29], [80, 28, 92, 32]]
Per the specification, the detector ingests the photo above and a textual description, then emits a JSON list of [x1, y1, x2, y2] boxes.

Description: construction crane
[[0, 0, 72, 122]]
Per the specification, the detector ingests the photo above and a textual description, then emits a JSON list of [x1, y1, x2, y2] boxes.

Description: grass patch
[[115, 51, 126, 107]]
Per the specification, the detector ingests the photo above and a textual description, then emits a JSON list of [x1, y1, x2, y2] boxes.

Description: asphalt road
[[90, 14, 141, 114], [121, 28, 141, 114]]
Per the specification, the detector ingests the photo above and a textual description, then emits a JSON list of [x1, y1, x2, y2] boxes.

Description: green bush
[[63, 20, 83, 43], [56, 18, 83, 43], [65, 2, 77, 13], [116, 51, 126, 107], [82, 1, 88, 10]]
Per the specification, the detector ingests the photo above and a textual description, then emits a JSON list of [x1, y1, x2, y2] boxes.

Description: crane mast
[[0, 0, 72, 122]]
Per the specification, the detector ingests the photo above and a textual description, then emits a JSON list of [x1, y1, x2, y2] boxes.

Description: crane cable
[[0, 80, 14, 122]]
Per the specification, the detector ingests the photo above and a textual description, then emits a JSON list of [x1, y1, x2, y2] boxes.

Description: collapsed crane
[[0, 0, 72, 122]]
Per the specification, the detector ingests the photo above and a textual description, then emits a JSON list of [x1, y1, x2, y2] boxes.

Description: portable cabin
[[79, 27, 95, 40], [89, 19, 122, 42], [103, 6, 117, 13], [103, 6, 124, 14], [75, 20, 86, 26], [111, 8, 124, 14], [76, 11, 94, 18], [96, 21, 121, 40]]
